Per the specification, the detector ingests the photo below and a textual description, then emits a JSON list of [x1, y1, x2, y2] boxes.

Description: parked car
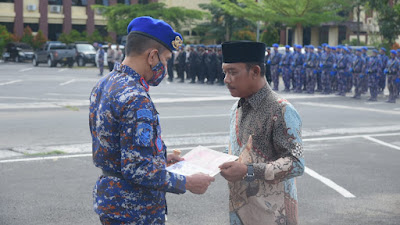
[[95, 44, 125, 68], [69, 43, 97, 67], [33, 42, 76, 67], [2, 42, 34, 62]]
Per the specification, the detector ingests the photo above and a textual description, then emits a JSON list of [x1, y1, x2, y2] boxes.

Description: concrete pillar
[[39, 0, 48, 38], [63, 0, 72, 34], [328, 26, 339, 47], [130, 0, 139, 4], [14, 0, 24, 37], [310, 27, 319, 47], [86, 0, 95, 35], [294, 24, 303, 46], [280, 28, 286, 45]]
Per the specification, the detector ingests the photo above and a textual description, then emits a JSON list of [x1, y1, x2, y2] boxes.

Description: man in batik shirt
[[219, 41, 305, 225], [89, 16, 214, 225]]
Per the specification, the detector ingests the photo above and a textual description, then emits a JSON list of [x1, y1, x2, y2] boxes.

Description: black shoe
[[178, 79, 184, 83], [367, 98, 377, 102], [386, 100, 395, 103], [198, 80, 204, 84], [189, 80, 196, 83]]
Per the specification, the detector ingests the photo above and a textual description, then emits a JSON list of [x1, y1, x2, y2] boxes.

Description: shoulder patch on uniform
[[136, 123, 153, 147], [137, 109, 153, 120]]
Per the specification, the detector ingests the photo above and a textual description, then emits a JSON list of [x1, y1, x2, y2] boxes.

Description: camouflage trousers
[[388, 75, 399, 102], [353, 73, 363, 97], [294, 67, 303, 92], [321, 69, 332, 94], [306, 68, 316, 94], [271, 65, 280, 90], [337, 70, 347, 95], [282, 67, 292, 91], [368, 73, 379, 99]]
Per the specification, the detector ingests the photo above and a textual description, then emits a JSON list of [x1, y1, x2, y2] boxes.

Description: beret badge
[[172, 36, 183, 50]]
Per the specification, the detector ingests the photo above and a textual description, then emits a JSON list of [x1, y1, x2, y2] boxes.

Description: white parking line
[[305, 167, 356, 198], [0, 80, 22, 86], [19, 68, 33, 72], [299, 102, 400, 115], [59, 79, 76, 86], [363, 136, 400, 151]]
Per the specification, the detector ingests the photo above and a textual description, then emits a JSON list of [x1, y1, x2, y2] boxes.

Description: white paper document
[[166, 146, 238, 177]]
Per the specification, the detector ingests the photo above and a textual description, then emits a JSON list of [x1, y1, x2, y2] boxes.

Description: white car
[[95, 44, 125, 67]]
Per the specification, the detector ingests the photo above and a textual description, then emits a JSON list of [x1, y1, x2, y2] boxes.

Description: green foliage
[[260, 25, 280, 46], [214, 0, 347, 27], [21, 26, 34, 46], [58, 29, 87, 44], [232, 29, 256, 41], [341, 39, 366, 46], [86, 30, 104, 44], [92, 3, 204, 36], [33, 30, 47, 50], [0, 25, 11, 57], [194, 1, 255, 42]]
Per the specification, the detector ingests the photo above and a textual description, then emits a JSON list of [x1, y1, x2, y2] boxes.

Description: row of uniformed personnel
[[269, 43, 400, 103]]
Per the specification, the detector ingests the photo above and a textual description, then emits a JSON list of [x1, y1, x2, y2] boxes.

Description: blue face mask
[[148, 53, 167, 86]]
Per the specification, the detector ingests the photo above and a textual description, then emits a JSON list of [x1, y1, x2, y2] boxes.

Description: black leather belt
[[102, 169, 124, 179]]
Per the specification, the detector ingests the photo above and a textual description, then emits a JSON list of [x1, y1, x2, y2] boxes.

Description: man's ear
[[252, 65, 261, 78], [147, 49, 159, 66]]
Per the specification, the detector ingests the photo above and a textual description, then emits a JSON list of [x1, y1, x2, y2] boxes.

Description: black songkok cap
[[222, 41, 266, 63]]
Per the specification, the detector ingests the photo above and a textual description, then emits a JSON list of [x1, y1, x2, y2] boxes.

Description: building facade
[[0, 0, 158, 42]]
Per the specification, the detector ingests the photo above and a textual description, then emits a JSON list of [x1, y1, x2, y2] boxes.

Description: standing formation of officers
[[269, 43, 400, 103], [167, 44, 224, 85], [168, 43, 400, 103]]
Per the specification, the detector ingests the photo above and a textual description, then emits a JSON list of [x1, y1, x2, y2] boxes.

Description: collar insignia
[[172, 36, 183, 50]]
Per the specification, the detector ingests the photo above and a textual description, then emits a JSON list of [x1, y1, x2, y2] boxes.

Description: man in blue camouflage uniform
[[384, 50, 399, 103], [89, 16, 214, 225], [378, 48, 388, 93], [97, 44, 105, 76], [346, 46, 355, 93], [316, 46, 323, 92], [361, 47, 370, 94], [293, 45, 305, 93], [280, 45, 293, 92], [330, 46, 338, 93], [336, 47, 349, 96], [351, 49, 366, 99], [305, 45, 318, 94], [268, 43, 282, 91], [320, 45, 334, 94], [366, 50, 382, 101]]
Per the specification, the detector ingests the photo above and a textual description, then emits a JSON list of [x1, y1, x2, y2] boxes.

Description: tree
[[58, 29, 86, 44], [33, 30, 47, 50], [21, 26, 34, 46], [214, 0, 348, 45], [92, 3, 204, 36], [194, 1, 255, 43], [0, 25, 11, 57], [366, 0, 400, 46]]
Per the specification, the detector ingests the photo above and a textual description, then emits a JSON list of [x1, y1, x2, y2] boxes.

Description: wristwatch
[[244, 164, 255, 182]]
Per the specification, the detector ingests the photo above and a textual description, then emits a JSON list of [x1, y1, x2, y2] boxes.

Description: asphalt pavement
[[0, 61, 399, 225]]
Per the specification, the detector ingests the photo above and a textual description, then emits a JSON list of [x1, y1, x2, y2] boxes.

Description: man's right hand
[[185, 173, 215, 194]]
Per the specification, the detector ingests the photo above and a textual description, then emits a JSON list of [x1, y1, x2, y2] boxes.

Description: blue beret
[[322, 43, 327, 47], [343, 47, 349, 52], [390, 50, 397, 55], [397, 49, 400, 52], [362, 46, 368, 51], [309, 45, 314, 49], [348, 46, 353, 50], [285, 45, 290, 48], [98, 44, 103, 48], [372, 49, 378, 53], [127, 16, 183, 52], [272, 43, 279, 47], [296, 45, 302, 49], [222, 41, 266, 63], [337, 46, 342, 49], [381, 47, 386, 52], [317, 46, 322, 49], [330, 47, 336, 50], [356, 48, 362, 52]]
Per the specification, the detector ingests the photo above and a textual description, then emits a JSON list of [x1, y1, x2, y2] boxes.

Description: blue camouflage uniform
[[351, 50, 366, 99], [90, 16, 187, 225], [378, 48, 388, 93], [305, 46, 319, 94], [384, 50, 400, 103], [316, 46, 323, 91], [336, 47, 349, 96], [361, 47, 370, 94], [330, 47, 338, 92], [97, 45, 105, 76], [320, 47, 335, 94], [292, 45, 305, 93], [280, 46, 293, 92], [269, 43, 282, 90], [366, 50, 382, 101]]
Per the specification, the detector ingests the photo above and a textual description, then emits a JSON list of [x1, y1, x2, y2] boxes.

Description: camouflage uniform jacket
[[90, 63, 186, 224]]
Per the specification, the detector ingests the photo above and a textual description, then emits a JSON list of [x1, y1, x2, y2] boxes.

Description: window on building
[[48, 24, 63, 41], [139, 0, 149, 4], [49, 0, 63, 5], [24, 23, 39, 33], [72, 0, 88, 6], [0, 0, 14, 3], [117, 0, 130, 4]]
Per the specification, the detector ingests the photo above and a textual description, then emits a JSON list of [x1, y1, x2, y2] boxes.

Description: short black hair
[[125, 32, 168, 57], [245, 62, 265, 77]]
